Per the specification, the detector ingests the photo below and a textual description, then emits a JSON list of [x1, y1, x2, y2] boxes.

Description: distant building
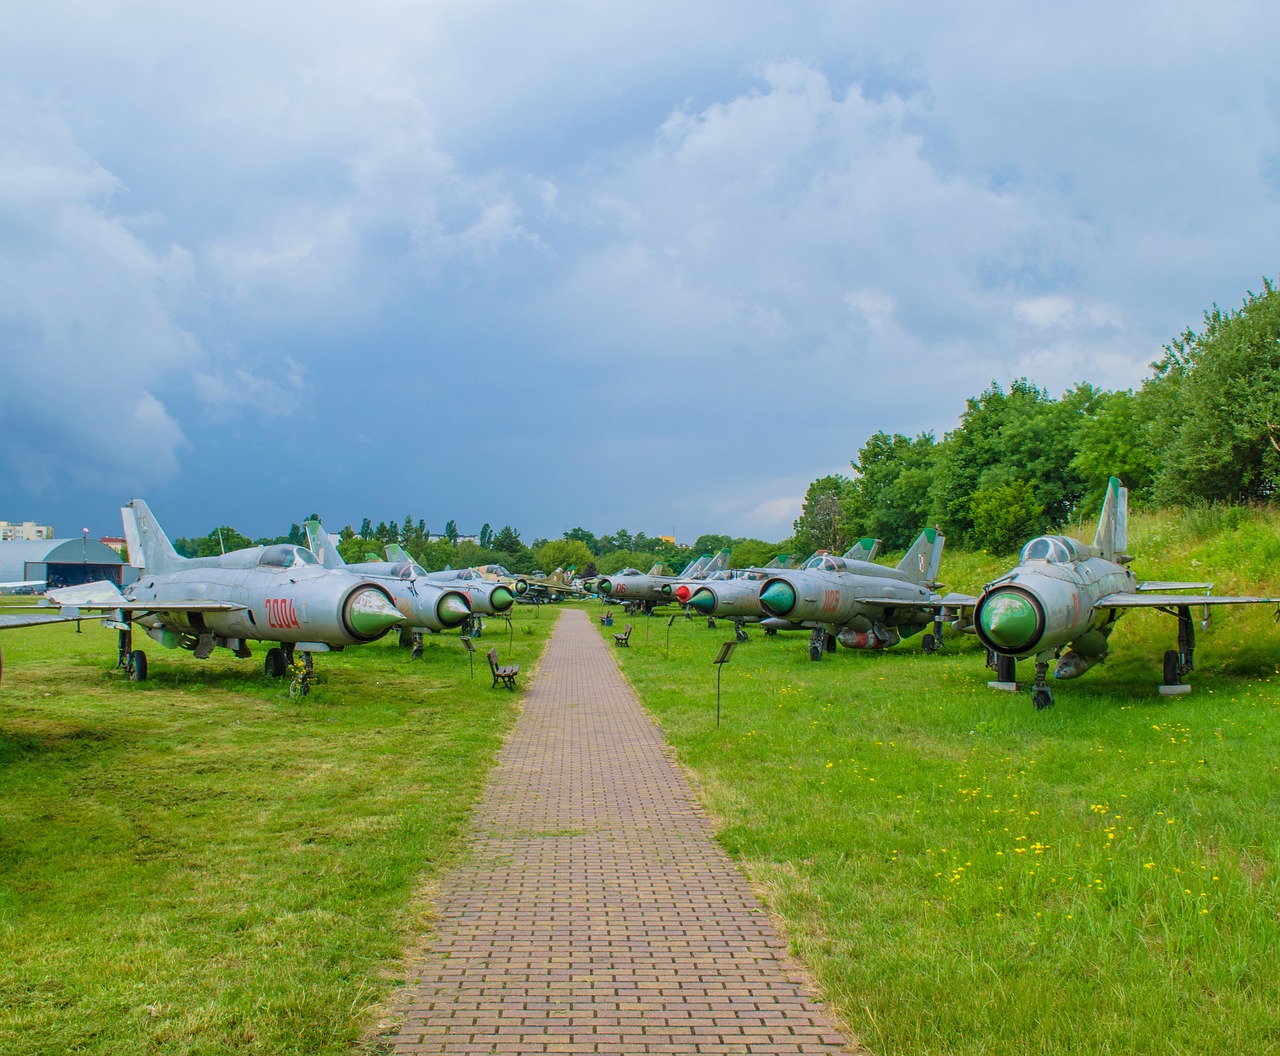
[[0, 538, 137, 589], [0, 520, 54, 542], [100, 536, 127, 556]]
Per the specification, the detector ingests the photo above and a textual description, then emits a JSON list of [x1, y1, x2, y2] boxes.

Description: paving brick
[[387, 609, 854, 1054]]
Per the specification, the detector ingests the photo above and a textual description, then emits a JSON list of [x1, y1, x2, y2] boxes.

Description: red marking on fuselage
[[822, 589, 840, 613], [265, 597, 301, 630]]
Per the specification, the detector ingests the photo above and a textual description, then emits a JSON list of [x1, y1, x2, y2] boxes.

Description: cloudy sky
[[2, 1, 1277, 544]]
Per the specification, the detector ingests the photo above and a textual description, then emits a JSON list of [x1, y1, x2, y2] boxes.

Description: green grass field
[[0, 604, 554, 1055], [600, 509, 1280, 1055]]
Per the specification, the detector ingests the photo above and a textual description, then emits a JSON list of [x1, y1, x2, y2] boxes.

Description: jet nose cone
[[978, 591, 1040, 652], [596, 579, 612, 596], [659, 583, 673, 597], [512, 579, 529, 595], [759, 580, 796, 617], [437, 591, 472, 627], [347, 587, 404, 640], [688, 588, 716, 614], [490, 586, 515, 612], [675, 585, 691, 603]]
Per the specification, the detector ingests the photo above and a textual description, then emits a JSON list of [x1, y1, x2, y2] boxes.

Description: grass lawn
[[598, 512, 1280, 1055], [0, 602, 555, 1055]]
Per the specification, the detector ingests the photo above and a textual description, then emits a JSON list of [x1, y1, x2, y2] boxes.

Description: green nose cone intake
[[596, 579, 612, 596], [688, 588, 716, 614], [490, 586, 516, 612], [979, 592, 1038, 650], [437, 592, 472, 627], [759, 580, 796, 617], [347, 588, 404, 639]]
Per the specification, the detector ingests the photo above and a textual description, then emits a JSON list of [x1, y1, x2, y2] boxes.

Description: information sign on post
[[461, 634, 476, 679], [712, 641, 737, 727]]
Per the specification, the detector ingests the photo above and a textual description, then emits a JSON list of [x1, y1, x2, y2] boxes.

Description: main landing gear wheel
[[264, 647, 288, 678], [824, 631, 837, 653], [128, 650, 148, 682], [921, 633, 939, 654], [735, 625, 749, 643], [1163, 649, 1181, 687], [411, 633, 425, 660], [706, 617, 716, 629], [398, 628, 414, 648]]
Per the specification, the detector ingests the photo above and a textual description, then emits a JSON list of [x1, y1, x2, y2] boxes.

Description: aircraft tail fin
[[385, 543, 410, 562], [122, 500, 184, 574], [703, 548, 731, 574], [676, 553, 709, 578], [1093, 477, 1129, 562], [648, 563, 663, 576], [304, 518, 346, 570], [842, 538, 881, 562], [896, 527, 944, 584]]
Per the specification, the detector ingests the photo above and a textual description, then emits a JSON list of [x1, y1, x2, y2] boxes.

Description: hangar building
[[0, 539, 138, 590]]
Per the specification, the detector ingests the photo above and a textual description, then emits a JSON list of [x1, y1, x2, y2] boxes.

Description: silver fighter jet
[[757, 530, 946, 660], [304, 520, 476, 657], [31, 500, 405, 694], [953, 477, 1280, 708]]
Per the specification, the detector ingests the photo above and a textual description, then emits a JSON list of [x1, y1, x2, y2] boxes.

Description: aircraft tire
[[1163, 649, 1180, 686], [808, 643, 823, 661], [289, 676, 310, 698], [264, 647, 288, 678], [823, 632, 837, 653], [921, 633, 938, 654], [707, 617, 715, 629], [995, 653, 1016, 683], [129, 650, 148, 682], [1032, 687, 1054, 710], [411, 643, 424, 660]]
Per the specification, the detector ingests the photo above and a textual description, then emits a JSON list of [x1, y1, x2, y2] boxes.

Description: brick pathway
[[387, 608, 854, 1054]]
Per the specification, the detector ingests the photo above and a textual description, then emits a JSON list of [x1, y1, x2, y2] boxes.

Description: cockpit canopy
[[802, 554, 840, 572], [388, 560, 428, 579], [257, 544, 321, 569], [617, 568, 642, 577], [1019, 536, 1079, 565]]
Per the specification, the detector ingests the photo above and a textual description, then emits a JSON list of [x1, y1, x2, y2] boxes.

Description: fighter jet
[[675, 555, 798, 641], [596, 550, 730, 613], [304, 520, 475, 657], [956, 477, 1280, 709], [756, 530, 946, 660], [28, 500, 405, 695], [382, 543, 526, 613], [520, 568, 589, 603]]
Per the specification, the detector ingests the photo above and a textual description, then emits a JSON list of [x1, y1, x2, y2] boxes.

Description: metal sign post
[[666, 613, 678, 658], [505, 613, 513, 650], [461, 635, 476, 678], [712, 641, 737, 727]]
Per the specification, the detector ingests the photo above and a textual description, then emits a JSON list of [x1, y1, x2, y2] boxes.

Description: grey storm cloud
[[1, 1, 1277, 539]]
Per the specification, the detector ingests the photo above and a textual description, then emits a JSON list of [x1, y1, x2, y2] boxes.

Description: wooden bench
[[613, 623, 632, 647], [487, 647, 519, 690]]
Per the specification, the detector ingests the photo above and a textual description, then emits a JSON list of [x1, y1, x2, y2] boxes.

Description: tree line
[[792, 278, 1280, 555]]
